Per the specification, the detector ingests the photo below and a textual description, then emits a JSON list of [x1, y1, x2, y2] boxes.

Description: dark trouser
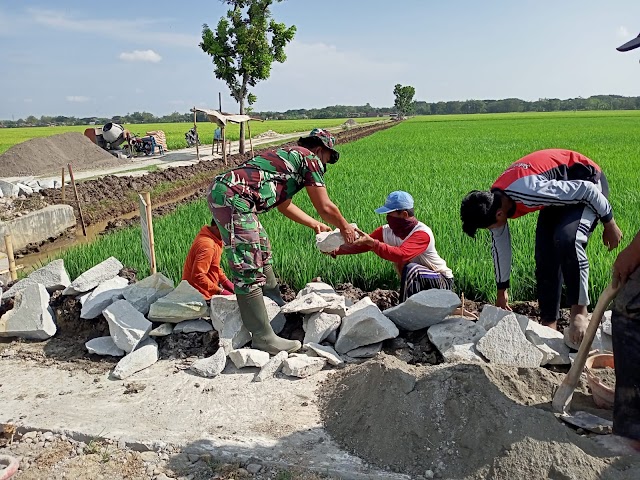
[[612, 268, 640, 440], [534, 177, 608, 323], [400, 262, 454, 302]]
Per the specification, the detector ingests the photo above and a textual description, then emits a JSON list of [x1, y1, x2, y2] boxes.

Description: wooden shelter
[[191, 107, 261, 164]]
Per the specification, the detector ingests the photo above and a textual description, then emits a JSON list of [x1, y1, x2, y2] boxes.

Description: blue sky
[[1, 0, 639, 119]]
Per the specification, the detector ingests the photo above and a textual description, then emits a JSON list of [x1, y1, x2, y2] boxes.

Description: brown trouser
[[612, 267, 640, 441]]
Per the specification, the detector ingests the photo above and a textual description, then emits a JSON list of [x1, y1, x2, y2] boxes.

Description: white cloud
[[119, 50, 162, 63], [618, 26, 630, 39], [23, 98, 33, 103], [29, 8, 199, 47], [66, 96, 89, 102], [135, 88, 144, 94]]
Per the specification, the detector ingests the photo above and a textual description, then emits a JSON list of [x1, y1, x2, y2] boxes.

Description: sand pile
[[0, 132, 127, 177], [320, 355, 637, 479]]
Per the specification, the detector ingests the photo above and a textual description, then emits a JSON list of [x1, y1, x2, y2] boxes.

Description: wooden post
[[193, 106, 200, 161], [222, 127, 227, 165], [218, 92, 222, 112], [61, 167, 66, 202], [67, 163, 87, 237], [144, 192, 157, 274], [247, 121, 254, 157], [4, 233, 17, 281], [461, 292, 465, 318]]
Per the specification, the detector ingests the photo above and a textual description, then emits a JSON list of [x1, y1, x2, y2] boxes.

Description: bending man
[[460, 149, 622, 348], [208, 129, 355, 354]]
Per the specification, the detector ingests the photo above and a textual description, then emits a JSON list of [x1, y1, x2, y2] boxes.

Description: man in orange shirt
[[183, 220, 234, 299]]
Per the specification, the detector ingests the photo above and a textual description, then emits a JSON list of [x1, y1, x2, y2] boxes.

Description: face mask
[[328, 150, 340, 164], [386, 214, 418, 239]]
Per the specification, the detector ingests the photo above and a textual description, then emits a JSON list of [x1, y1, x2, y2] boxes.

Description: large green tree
[[393, 84, 416, 117], [200, 0, 296, 153]]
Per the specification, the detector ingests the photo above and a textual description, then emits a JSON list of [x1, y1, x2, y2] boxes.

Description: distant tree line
[[3, 95, 640, 128]]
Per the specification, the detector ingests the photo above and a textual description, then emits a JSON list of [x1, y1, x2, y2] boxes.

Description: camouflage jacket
[[215, 146, 326, 213]]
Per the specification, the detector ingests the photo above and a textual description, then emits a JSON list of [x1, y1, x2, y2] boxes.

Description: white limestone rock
[[334, 304, 399, 354], [80, 276, 129, 319], [0, 284, 56, 340], [315, 224, 358, 253], [2, 259, 71, 300], [253, 351, 288, 382], [303, 312, 341, 345], [111, 338, 159, 379], [122, 273, 174, 315], [305, 342, 344, 366], [523, 320, 571, 366], [478, 305, 530, 332], [148, 280, 208, 323], [346, 297, 376, 316], [173, 319, 213, 334], [601, 311, 612, 336], [63, 257, 123, 295], [16, 183, 33, 196], [149, 323, 174, 337], [325, 329, 338, 344], [296, 281, 336, 299], [229, 348, 270, 369], [190, 348, 227, 378], [85, 336, 125, 357], [282, 355, 327, 378], [210, 295, 285, 353], [103, 299, 152, 353], [383, 289, 461, 331], [323, 294, 348, 317], [281, 292, 328, 314], [346, 342, 383, 358], [0, 180, 19, 198], [427, 317, 487, 363], [37, 179, 56, 189], [476, 314, 543, 367]]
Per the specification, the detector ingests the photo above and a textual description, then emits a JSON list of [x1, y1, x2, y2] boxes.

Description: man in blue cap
[[331, 191, 454, 302]]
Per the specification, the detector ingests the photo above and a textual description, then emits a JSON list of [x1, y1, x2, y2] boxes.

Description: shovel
[[552, 283, 619, 426]]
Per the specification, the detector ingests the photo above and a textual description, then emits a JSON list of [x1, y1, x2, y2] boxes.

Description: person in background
[[208, 128, 355, 354], [460, 149, 622, 349], [182, 220, 234, 300], [331, 191, 454, 302]]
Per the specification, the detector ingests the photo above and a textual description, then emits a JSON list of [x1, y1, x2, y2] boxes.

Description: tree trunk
[[239, 97, 246, 155]]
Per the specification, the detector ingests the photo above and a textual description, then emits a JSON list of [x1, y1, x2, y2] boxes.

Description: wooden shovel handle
[[552, 283, 619, 413]]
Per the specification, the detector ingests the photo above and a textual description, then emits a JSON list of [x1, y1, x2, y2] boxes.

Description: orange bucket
[[585, 353, 615, 409]]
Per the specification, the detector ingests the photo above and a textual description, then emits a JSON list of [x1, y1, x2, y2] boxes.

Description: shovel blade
[[559, 411, 613, 434]]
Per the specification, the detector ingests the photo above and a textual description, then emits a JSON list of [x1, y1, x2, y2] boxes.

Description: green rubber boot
[[262, 264, 286, 307], [237, 287, 300, 354]]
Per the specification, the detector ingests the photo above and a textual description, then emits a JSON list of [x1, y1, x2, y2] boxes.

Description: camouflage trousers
[[208, 181, 272, 294]]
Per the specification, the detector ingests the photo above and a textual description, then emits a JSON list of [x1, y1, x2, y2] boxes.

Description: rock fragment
[[122, 273, 174, 315], [383, 289, 461, 331], [334, 304, 398, 354], [80, 276, 129, 319], [303, 311, 341, 345], [229, 348, 270, 368], [282, 355, 327, 378], [85, 336, 125, 357], [103, 300, 152, 353], [148, 280, 208, 323], [190, 348, 227, 378], [253, 351, 288, 382], [173, 319, 213, 334], [476, 314, 543, 367], [427, 317, 486, 363], [305, 342, 344, 366], [2, 259, 70, 300], [111, 338, 159, 379], [62, 256, 123, 295], [0, 283, 56, 340], [281, 292, 328, 314]]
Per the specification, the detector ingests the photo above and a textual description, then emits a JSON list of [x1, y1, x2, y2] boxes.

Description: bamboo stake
[[193, 106, 200, 161], [67, 164, 87, 237], [247, 121, 254, 157], [461, 292, 465, 318], [61, 167, 66, 201], [144, 192, 157, 274], [222, 127, 227, 165], [4, 233, 17, 281]]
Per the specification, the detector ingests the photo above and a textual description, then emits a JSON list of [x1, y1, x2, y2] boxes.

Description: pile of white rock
[[0, 178, 63, 198]]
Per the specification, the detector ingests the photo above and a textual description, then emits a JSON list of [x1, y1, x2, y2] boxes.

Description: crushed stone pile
[[253, 130, 281, 140], [0, 132, 127, 178], [320, 355, 637, 480]]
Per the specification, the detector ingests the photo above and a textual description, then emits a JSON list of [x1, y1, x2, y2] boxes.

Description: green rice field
[[0, 117, 382, 154], [57, 111, 640, 303]]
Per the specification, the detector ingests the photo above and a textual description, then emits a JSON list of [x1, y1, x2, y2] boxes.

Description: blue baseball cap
[[374, 191, 414, 214]]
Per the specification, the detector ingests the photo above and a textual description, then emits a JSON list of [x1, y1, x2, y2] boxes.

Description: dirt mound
[[0, 132, 127, 177], [320, 355, 637, 479]]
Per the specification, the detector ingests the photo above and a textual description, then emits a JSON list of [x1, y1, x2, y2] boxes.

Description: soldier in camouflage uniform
[[208, 128, 355, 354]]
